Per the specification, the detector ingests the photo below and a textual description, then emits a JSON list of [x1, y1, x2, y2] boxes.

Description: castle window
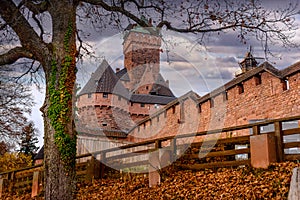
[[141, 103, 145, 107], [172, 106, 176, 114], [198, 103, 202, 113], [223, 92, 228, 101], [254, 74, 262, 85], [118, 96, 121, 101], [103, 93, 108, 98], [102, 123, 107, 127], [238, 83, 244, 94], [131, 102, 134, 106], [180, 102, 185, 123], [146, 86, 149, 90], [210, 98, 214, 108], [88, 93, 92, 98], [282, 79, 290, 91]]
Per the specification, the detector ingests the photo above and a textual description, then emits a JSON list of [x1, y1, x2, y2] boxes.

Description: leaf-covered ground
[[76, 161, 300, 200], [2, 161, 300, 200]]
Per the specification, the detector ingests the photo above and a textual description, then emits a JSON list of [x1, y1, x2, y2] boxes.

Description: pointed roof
[[239, 51, 258, 72], [78, 60, 129, 97]]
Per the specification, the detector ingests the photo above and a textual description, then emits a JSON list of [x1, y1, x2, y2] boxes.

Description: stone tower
[[123, 18, 162, 94]]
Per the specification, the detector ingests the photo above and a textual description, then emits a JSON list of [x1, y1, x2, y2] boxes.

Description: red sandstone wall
[[130, 70, 300, 142]]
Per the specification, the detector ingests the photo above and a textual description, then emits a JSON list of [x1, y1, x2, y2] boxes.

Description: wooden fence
[[0, 115, 299, 197]]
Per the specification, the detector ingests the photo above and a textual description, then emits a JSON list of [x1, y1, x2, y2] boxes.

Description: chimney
[[116, 68, 120, 73]]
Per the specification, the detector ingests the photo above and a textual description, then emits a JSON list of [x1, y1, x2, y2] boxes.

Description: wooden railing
[[0, 115, 299, 197]]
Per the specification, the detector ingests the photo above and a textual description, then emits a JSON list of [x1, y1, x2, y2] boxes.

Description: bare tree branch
[[0, 47, 33, 66], [0, 0, 50, 65], [82, 0, 150, 27], [22, 0, 49, 15]]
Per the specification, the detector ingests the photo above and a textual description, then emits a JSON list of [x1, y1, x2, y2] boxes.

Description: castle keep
[[76, 19, 175, 144]]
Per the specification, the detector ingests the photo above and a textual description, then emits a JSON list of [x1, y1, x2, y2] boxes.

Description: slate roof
[[130, 94, 176, 105], [116, 68, 130, 81], [78, 60, 129, 98]]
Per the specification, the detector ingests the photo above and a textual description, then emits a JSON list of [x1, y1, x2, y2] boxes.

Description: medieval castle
[[76, 19, 300, 155]]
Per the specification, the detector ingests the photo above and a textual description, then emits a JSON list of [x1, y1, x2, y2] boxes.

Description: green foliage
[[19, 122, 39, 160], [0, 153, 32, 173], [47, 23, 76, 170]]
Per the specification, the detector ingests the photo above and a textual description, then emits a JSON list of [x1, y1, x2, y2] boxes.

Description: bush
[[0, 152, 32, 172]]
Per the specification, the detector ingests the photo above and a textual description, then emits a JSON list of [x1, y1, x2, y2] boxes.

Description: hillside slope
[[1, 161, 299, 200]]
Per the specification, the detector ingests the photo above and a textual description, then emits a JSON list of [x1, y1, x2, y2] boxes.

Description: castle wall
[[77, 92, 165, 130], [129, 69, 300, 142]]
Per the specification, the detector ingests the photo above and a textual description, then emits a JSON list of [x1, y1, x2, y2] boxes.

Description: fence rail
[[0, 115, 299, 197]]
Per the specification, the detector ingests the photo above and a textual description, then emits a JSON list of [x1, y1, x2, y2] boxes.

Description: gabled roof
[[116, 68, 130, 81], [150, 84, 175, 97], [130, 94, 176, 105], [79, 60, 129, 98], [150, 73, 175, 97]]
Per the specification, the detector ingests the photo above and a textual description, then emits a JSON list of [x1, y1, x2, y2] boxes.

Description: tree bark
[[40, 1, 78, 199]]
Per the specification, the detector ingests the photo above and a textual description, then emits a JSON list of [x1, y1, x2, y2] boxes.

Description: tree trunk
[[40, 2, 78, 199]]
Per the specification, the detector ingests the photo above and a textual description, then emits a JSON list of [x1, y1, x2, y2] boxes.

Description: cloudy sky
[[29, 0, 300, 147]]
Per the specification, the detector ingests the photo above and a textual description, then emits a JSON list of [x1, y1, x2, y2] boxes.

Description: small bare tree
[[0, 71, 33, 147], [0, 0, 298, 199]]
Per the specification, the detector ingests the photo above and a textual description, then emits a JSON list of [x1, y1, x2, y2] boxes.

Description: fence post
[[86, 156, 102, 182], [31, 171, 41, 197], [100, 152, 106, 179], [149, 150, 160, 187], [171, 138, 177, 162], [0, 178, 4, 198], [288, 167, 300, 200], [8, 171, 15, 193], [274, 121, 284, 162], [252, 125, 260, 135]]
